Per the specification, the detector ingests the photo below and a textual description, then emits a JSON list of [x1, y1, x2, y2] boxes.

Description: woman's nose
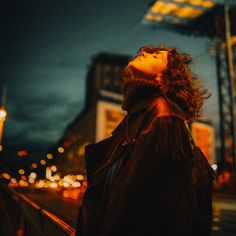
[[141, 52, 147, 57]]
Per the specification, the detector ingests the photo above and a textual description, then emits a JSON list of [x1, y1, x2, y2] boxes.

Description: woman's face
[[127, 50, 168, 77]]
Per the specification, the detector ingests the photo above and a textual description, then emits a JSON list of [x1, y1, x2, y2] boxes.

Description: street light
[[0, 107, 7, 150]]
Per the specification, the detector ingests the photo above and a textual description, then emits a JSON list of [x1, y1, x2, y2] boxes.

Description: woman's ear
[[154, 73, 163, 83], [154, 75, 169, 94]]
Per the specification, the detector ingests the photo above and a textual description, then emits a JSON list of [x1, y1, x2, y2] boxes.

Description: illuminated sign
[[143, 0, 215, 25], [96, 101, 126, 142], [191, 121, 216, 165]]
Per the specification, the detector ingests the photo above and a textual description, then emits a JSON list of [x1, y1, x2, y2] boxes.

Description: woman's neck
[[121, 78, 162, 113]]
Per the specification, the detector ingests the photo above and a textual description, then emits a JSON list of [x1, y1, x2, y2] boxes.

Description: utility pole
[[224, 2, 236, 168]]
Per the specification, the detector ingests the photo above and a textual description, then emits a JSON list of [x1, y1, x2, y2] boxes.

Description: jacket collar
[[129, 96, 157, 115], [112, 96, 186, 135], [111, 97, 156, 136]]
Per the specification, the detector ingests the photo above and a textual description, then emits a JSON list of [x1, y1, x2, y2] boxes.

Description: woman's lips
[[134, 57, 142, 61]]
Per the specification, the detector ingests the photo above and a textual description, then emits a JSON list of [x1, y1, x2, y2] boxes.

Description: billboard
[[96, 100, 126, 142], [191, 121, 216, 165]]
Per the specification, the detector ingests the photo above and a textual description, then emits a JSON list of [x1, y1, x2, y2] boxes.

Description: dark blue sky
[[0, 0, 218, 159]]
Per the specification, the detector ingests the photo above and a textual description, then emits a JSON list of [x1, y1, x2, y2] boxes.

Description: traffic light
[[18, 150, 28, 157]]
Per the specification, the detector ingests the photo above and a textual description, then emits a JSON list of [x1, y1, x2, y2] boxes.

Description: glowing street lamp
[[0, 107, 7, 149]]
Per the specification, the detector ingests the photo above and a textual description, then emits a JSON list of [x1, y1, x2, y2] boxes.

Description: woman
[[76, 45, 216, 236]]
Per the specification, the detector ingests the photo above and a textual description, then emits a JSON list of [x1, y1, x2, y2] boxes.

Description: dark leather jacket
[[76, 96, 216, 236]]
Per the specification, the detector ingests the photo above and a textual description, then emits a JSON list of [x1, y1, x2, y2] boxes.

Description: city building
[[54, 53, 130, 175]]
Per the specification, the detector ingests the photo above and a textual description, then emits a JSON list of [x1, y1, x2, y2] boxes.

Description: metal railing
[[0, 184, 76, 236]]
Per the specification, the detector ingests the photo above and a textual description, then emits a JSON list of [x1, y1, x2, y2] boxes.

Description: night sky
[[0, 0, 218, 161]]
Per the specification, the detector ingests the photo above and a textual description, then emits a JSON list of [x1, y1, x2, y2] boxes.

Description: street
[[18, 188, 81, 228]]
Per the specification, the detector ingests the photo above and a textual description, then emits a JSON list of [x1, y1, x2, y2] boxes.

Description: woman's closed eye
[[153, 53, 164, 59]]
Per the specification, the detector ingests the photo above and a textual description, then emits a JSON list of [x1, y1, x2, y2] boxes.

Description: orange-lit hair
[[125, 45, 211, 121]]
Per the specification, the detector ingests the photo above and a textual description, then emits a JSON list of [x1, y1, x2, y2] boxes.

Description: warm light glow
[[78, 146, 85, 156], [9, 178, 18, 187], [49, 182, 58, 188], [63, 189, 81, 199], [9, 180, 19, 187], [212, 225, 220, 232], [57, 147, 64, 153], [30, 172, 37, 179], [63, 175, 74, 184], [32, 163, 37, 168], [221, 36, 236, 48], [18, 169, 25, 175], [10, 178, 17, 183], [21, 175, 26, 181], [63, 182, 69, 188], [58, 179, 63, 186], [0, 108, 7, 120], [211, 164, 217, 171], [174, 0, 214, 8], [151, 1, 179, 15], [18, 151, 23, 157], [173, 6, 202, 18], [46, 167, 52, 179], [54, 174, 60, 181], [51, 165, 57, 172], [35, 180, 45, 188], [63, 190, 70, 198], [76, 175, 84, 181], [19, 180, 29, 187], [44, 181, 49, 188], [0, 145, 2, 152], [72, 182, 81, 188], [40, 159, 46, 165], [2, 173, 11, 179], [191, 122, 215, 165], [47, 153, 53, 159], [49, 176, 56, 181], [144, 0, 215, 24], [28, 177, 35, 184], [144, 13, 163, 22]]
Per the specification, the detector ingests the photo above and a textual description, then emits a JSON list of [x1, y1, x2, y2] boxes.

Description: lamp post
[[224, 2, 236, 168], [0, 107, 7, 150], [0, 85, 7, 151]]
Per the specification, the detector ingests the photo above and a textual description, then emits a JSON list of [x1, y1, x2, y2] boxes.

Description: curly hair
[[130, 45, 211, 122]]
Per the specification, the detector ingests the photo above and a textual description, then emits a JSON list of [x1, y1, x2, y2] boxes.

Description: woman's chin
[[127, 65, 155, 80]]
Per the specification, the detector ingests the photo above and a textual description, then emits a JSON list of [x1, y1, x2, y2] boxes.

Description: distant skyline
[[0, 0, 219, 160]]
